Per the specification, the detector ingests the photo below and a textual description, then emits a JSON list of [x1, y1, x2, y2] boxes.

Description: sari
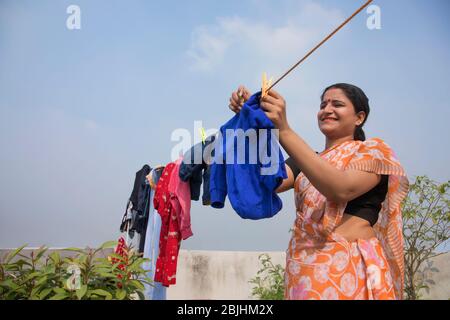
[[285, 138, 409, 300]]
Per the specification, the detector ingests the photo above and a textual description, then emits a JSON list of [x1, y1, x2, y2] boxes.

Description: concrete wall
[[1, 248, 448, 300], [419, 252, 450, 300], [167, 250, 286, 300]]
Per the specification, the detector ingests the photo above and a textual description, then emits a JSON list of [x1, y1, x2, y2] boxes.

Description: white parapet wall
[[167, 250, 286, 300], [1, 248, 448, 299]]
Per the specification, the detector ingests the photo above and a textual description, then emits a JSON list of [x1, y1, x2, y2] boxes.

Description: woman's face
[[317, 88, 365, 139]]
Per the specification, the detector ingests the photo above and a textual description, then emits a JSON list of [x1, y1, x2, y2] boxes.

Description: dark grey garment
[[120, 165, 152, 253], [179, 135, 215, 204]]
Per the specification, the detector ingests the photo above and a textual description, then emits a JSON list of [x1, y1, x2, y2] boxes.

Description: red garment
[[153, 162, 182, 287], [169, 158, 193, 240]]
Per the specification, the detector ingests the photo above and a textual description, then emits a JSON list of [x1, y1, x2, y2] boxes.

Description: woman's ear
[[356, 111, 366, 125]]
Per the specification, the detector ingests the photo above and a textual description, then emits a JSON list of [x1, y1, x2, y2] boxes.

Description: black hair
[[321, 83, 370, 141]]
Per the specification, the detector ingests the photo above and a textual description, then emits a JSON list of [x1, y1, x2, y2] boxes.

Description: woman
[[229, 83, 409, 300]]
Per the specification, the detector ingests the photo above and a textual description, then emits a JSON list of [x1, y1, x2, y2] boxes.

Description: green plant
[[0, 241, 152, 300], [402, 176, 450, 300], [249, 254, 285, 300]]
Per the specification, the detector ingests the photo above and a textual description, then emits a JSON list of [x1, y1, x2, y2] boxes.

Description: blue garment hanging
[[142, 169, 166, 300], [210, 92, 287, 220]]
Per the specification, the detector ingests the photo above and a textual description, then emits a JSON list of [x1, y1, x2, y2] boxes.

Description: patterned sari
[[285, 138, 409, 300]]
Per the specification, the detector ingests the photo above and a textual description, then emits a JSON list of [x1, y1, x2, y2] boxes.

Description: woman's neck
[[324, 135, 354, 152]]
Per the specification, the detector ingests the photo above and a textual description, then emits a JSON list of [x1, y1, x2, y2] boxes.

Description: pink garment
[[168, 157, 193, 240]]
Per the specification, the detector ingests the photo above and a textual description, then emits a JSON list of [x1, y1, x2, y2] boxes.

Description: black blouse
[[285, 157, 388, 226]]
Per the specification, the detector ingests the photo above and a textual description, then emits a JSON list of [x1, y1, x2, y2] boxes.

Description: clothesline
[[265, 0, 373, 94]]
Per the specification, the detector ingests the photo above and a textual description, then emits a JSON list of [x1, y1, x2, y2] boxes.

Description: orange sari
[[285, 138, 409, 300]]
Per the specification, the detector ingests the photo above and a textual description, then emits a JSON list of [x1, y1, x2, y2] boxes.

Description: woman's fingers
[[237, 85, 252, 104], [231, 91, 241, 105], [267, 89, 282, 99], [229, 95, 242, 113], [261, 93, 279, 105], [229, 101, 240, 113], [239, 86, 251, 101], [260, 90, 287, 127], [260, 102, 276, 121], [260, 100, 274, 113], [229, 85, 252, 114]]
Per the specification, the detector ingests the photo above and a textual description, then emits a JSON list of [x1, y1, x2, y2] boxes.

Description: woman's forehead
[[323, 88, 347, 101]]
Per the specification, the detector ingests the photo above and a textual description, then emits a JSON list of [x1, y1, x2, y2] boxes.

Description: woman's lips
[[322, 118, 338, 122]]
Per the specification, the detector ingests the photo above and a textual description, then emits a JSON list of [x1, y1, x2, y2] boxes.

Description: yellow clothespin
[[261, 72, 273, 98], [237, 89, 245, 106], [199, 127, 207, 145]]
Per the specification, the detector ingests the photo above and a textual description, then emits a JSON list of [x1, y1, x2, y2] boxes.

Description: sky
[[0, 0, 449, 251]]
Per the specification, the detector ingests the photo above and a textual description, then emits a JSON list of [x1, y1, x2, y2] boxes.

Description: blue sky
[[1, 0, 449, 251]]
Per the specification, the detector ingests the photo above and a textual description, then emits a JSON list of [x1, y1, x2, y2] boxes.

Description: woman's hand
[[260, 89, 291, 133], [228, 85, 251, 114]]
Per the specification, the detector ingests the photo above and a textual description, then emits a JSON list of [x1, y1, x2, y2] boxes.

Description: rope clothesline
[[265, 0, 374, 93]]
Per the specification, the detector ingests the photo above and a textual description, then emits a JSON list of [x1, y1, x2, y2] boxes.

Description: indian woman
[[228, 83, 409, 300]]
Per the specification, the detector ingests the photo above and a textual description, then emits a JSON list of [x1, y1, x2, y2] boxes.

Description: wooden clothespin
[[261, 72, 273, 98]]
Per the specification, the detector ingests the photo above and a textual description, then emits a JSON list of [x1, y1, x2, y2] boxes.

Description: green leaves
[[129, 279, 145, 291], [49, 292, 70, 300], [0, 242, 152, 300], [76, 285, 87, 300], [53, 287, 66, 295], [49, 252, 61, 265], [249, 254, 285, 300], [4, 244, 28, 264], [90, 289, 113, 300], [39, 288, 53, 300], [99, 241, 118, 250], [35, 275, 48, 287], [116, 289, 127, 300], [402, 175, 450, 300]]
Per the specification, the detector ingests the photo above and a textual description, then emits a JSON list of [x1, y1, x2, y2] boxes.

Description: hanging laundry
[[119, 165, 152, 252], [130, 165, 151, 210], [210, 92, 287, 220], [153, 162, 182, 287], [137, 178, 152, 253], [120, 201, 141, 251], [142, 167, 167, 300], [179, 134, 215, 205], [169, 158, 193, 240]]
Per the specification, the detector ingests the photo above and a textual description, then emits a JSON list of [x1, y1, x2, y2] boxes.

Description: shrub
[[402, 176, 450, 300], [0, 241, 152, 300], [249, 254, 285, 300]]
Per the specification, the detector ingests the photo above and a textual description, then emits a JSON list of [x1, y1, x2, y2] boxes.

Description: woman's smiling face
[[318, 88, 365, 139]]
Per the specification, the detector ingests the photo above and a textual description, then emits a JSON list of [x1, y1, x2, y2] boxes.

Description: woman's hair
[[321, 83, 370, 141]]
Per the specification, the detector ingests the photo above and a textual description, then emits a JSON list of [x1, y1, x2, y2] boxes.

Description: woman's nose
[[322, 102, 334, 113]]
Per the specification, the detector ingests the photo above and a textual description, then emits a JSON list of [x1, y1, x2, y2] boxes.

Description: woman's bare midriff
[[334, 213, 376, 242]]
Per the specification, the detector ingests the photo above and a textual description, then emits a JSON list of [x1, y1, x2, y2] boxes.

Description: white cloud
[[187, 1, 344, 73], [84, 119, 99, 131]]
